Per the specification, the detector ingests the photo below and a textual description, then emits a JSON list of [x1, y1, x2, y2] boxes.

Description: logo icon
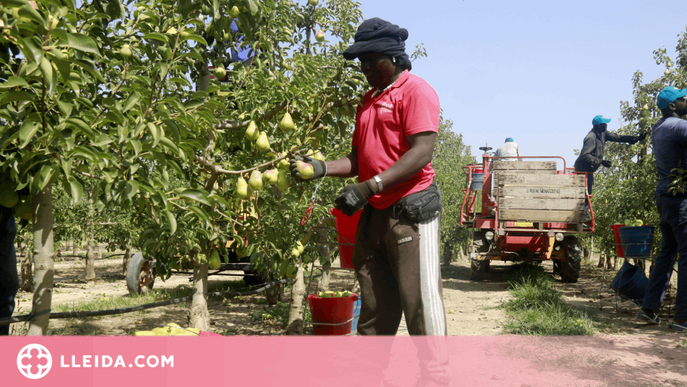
[[17, 344, 52, 379]]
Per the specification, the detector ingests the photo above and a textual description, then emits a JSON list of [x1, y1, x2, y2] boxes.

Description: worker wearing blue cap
[[574, 115, 646, 218], [635, 86, 687, 331]]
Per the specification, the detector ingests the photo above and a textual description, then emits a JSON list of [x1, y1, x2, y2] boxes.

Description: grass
[[501, 264, 598, 336], [52, 279, 249, 314], [249, 300, 312, 330]]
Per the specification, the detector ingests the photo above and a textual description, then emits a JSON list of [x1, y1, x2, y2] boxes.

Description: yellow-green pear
[[209, 250, 221, 270], [236, 177, 249, 199], [296, 241, 305, 254], [315, 29, 325, 42], [214, 65, 226, 79], [279, 112, 295, 132], [245, 121, 259, 141], [276, 170, 290, 191], [333, 291, 343, 298], [308, 0, 318, 5], [249, 170, 264, 191], [312, 151, 325, 161], [296, 160, 314, 179], [120, 44, 132, 58], [291, 247, 300, 257], [263, 169, 278, 185], [166, 27, 178, 35], [229, 5, 240, 18], [255, 132, 270, 152], [277, 159, 290, 171]]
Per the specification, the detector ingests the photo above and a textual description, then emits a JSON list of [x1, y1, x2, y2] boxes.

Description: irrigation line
[[0, 278, 303, 326]]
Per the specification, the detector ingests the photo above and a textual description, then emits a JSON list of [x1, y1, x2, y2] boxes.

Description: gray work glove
[[289, 156, 326, 182]]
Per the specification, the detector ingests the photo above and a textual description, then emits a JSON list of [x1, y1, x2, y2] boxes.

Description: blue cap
[[657, 86, 687, 110], [505, 138, 514, 142], [592, 115, 611, 126]]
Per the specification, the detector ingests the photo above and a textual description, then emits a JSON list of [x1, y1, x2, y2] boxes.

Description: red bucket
[[308, 293, 358, 335], [330, 208, 362, 269], [610, 224, 625, 258]]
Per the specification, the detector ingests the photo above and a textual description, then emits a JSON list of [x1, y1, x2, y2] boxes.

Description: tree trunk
[[27, 185, 54, 336], [287, 265, 305, 335], [266, 283, 285, 304], [189, 259, 210, 331], [442, 241, 453, 266], [85, 241, 95, 283], [122, 247, 131, 275], [20, 250, 34, 292], [72, 237, 77, 256]]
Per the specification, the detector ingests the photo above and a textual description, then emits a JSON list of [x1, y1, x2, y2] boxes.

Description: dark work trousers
[[351, 203, 449, 385], [0, 206, 19, 335], [642, 196, 686, 321]]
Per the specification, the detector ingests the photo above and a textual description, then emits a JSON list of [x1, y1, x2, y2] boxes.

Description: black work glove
[[334, 180, 375, 216], [600, 159, 612, 168], [289, 156, 326, 182], [637, 132, 648, 142]]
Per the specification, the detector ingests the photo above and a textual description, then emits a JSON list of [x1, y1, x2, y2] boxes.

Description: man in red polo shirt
[[291, 17, 448, 386]]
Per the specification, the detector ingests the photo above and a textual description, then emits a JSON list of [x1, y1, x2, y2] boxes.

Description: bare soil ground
[[9, 251, 687, 386]]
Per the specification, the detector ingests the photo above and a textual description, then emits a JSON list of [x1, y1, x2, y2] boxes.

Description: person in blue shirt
[[635, 86, 687, 331], [574, 115, 645, 220]]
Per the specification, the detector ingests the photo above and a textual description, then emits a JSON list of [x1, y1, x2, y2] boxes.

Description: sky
[[354, 0, 686, 170]]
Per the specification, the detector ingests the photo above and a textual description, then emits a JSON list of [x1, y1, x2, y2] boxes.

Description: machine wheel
[[560, 236, 581, 283], [469, 231, 490, 281], [126, 252, 156, 295]]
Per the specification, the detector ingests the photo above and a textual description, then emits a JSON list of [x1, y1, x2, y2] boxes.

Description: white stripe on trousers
[[418, 215, 446, 336]]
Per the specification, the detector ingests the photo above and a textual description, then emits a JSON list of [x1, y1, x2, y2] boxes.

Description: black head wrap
[[343, 18, 412, 71]]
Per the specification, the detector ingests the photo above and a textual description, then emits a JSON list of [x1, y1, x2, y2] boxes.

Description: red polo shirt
[[352, 70, 441, 209]]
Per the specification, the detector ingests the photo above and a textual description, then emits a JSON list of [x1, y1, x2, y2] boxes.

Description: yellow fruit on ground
[[134, 331, 157, 336]]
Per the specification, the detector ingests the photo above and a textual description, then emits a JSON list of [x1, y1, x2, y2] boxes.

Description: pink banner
[[2, 335, 685, 386]]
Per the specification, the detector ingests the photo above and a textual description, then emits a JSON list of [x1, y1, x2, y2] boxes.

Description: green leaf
[[0, 76, 29, 89], [184, 34, 207, 47], [39, 57, 55, 94], [122, 93, 140, 112], [56, 100, 73, 118], [34, 164, 56, 193], [0, 90, 35, 106], [18, 121, 39, 149], [180, 189, 213, 206], [165, 210, 177, 234], [246, 0, 260, 15], [69, 178, 84, 205], [55, 31, 101, 56], [125, 180, 139, 200], [187, 206, 212, 226], [147, 122, 161, 147], [143, 32, 167, 42], [66, 117, 95, 139]]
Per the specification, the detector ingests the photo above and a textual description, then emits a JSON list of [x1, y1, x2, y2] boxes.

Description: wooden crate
[[491, 160, 558, 173], [494, 169, 586, 223]]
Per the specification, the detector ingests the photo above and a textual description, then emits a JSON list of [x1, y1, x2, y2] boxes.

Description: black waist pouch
[[392, 179, 443, 222]]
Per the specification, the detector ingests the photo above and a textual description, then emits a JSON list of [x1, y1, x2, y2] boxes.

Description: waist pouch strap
[[392, 179, 443, 222]]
